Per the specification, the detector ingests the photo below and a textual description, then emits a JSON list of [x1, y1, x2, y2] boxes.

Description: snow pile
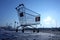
[[0, 29, 60, 40]]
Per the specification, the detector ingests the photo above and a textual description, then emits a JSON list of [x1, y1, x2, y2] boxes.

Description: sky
[[0, 0, 60, 28]]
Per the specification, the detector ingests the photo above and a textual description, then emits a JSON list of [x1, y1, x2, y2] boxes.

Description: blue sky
[[0, 0, 60, 28]]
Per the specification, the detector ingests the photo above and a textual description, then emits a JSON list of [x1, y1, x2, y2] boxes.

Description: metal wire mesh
[[16, 4, 40, 26]]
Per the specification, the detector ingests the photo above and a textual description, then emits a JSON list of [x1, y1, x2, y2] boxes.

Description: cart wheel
[[37, 29, 39, 33], [16, 29, 18, 32], [33, 30, 35, 33], [22, 29, 24, 33]]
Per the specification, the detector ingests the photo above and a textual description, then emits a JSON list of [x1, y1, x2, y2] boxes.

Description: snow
[[0, 29, 60, 40]]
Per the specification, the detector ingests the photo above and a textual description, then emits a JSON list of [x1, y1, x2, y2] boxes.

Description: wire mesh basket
[[16, 4, 40, 26]]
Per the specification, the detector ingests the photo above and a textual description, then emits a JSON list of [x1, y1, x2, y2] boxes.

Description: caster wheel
[[22, 29, 24, 33], [33, 30, 35, 33], [16, 29, 18, 32], [37, 30, 39, 33]]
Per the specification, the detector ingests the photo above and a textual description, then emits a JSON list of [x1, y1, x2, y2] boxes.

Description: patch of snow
[[0, 29, 60, 40]]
